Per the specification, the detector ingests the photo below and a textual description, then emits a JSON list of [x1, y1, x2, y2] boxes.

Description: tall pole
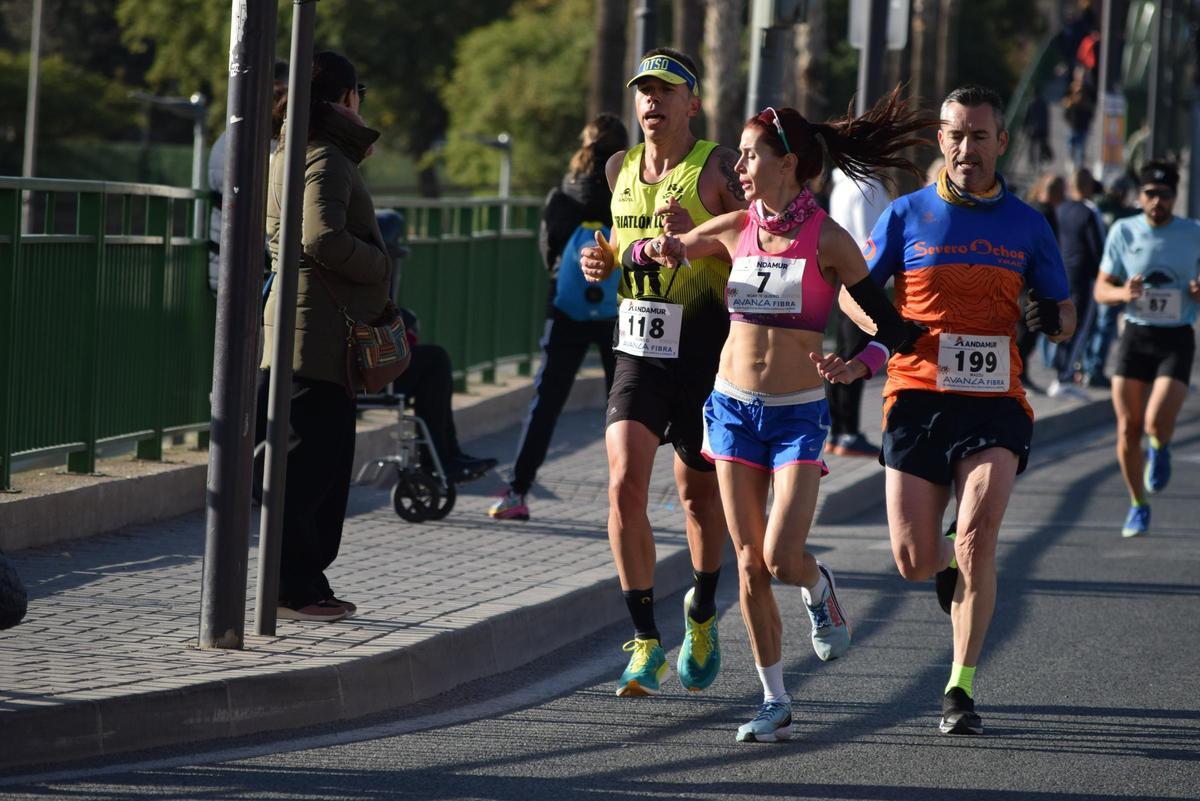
[[254, 0, 316, 636], [1147, 0, 1172, 159], [21, 0, 43, 231], [856, 0, 890, 115], [1095, 0, 1129, 185], [199, 0, 278, 650], [628, 0, 656, 144], [746, 0, 794, 117]]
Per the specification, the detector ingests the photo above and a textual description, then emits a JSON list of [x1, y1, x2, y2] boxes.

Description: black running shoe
[[935, 520, 958, 615], [939, 687, 983, 735]]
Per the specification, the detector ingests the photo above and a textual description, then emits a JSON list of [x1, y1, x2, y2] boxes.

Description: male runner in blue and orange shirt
[[851, 85, 1077, 735]]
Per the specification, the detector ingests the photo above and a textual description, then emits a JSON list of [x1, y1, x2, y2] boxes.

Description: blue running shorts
[[701, 378, 830, 474]]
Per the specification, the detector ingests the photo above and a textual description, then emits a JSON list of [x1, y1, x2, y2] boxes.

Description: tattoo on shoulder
[[717, 150, 745, 203]]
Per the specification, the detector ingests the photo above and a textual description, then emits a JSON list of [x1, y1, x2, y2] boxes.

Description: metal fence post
[[0, 187, 17, 490], [67, 189, 105, 476], [137, 195, 170, 461]]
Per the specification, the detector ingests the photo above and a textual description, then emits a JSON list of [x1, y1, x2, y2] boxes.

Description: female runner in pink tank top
[[632, 89, 935, 741]]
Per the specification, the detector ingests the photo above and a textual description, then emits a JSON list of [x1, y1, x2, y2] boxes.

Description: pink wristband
[[631, 238, 654, 266], [856, 341, 890, 379]]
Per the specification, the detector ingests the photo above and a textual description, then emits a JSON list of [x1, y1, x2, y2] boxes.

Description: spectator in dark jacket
[[1049, 168, 1105, 397], [488, 114, 627, 521]]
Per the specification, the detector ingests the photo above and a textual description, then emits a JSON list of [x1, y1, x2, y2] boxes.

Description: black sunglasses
[[1142, 187, 1174, 200], [356, 83, 367, 104]]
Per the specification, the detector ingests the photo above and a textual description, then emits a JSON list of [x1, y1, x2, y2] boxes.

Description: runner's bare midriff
[[719, 321, 825, 394]]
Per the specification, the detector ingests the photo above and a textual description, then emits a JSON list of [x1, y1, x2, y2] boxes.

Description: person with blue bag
[[488, 114, 627, 521]]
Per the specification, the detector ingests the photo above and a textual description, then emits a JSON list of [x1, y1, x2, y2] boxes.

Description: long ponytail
[[816, 86, 941, 190], [748, 86, 940, 192]]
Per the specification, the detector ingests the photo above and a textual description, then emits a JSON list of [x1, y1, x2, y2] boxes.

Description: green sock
[[1132, 498, 1148, 508], [945, 529, 958, 570], [945, 663, 976, 698], [1149, 435, 1164, 450]]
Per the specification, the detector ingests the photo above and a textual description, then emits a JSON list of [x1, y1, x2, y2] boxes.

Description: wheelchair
[[355, 391, 457, 523]]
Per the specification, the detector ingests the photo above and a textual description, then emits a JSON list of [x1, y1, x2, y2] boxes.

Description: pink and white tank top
[[727, 207, 834, 332]]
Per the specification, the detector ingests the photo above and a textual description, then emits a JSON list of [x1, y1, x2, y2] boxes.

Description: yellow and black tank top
[[610, 139, 731, 365]]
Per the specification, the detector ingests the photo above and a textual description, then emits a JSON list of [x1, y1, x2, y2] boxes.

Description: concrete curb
[[0, 393, 1114, 772], [1, 543, 695, 771]]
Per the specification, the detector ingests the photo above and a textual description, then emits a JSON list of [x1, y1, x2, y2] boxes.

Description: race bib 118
[[616, 298, 682, 358]]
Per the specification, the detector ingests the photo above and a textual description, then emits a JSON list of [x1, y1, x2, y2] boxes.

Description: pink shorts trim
[[772, 458, 830, 477], [700, 449, 771, 472]]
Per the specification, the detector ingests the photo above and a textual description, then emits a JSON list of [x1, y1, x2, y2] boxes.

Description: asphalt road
[[3, 404, 1198, 801]]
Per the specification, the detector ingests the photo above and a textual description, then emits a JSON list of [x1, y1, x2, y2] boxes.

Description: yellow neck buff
[[935, 168, 1006, 207]]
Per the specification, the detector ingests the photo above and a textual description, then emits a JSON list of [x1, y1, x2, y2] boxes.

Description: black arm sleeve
[[845, 275, 925, 355]]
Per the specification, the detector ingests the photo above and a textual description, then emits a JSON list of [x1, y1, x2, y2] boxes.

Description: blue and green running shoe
[[616, 638, 668, 697], [1122, 504, 1150, 538], [1145, 442, 1171, 494], [677, 588, 720, 691], [736, 700, 794, 742], [805, 562, 851, 661]]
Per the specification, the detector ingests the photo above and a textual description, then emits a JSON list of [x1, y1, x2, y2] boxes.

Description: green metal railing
[[0, 182, 547, 489], [0, 178, 213, 490], [378, 196, 548, 390]]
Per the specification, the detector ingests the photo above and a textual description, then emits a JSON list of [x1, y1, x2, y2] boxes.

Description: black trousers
[[511, 316, 617, 494], [1051, 280, 1094, 382], [393, 343, 460, 461], [826, 306, 865, 438], [256, 371, 357, 608]]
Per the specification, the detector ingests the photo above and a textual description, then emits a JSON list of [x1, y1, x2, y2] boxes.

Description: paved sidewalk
[[0, 362, 1114, 772]]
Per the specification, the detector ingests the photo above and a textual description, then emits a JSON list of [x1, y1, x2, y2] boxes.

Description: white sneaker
[[1047, 380, 1088, 401]]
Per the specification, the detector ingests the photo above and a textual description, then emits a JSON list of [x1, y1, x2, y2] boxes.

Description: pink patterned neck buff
[[750, 188, 820, 235]]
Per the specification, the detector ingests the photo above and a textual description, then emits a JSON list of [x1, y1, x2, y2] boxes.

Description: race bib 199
[[727, 255, 806, 314], [1133, 288, 1183, 324], [616, 298, 682, 358], [936, 333, 1010, 392]]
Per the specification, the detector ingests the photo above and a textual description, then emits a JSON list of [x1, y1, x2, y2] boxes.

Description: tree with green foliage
[[441, 0, 592, 195], [114, 0, 512, 195], [0, 50, 139, 173]]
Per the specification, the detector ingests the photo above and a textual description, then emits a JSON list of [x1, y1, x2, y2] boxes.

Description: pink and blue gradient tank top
[[727, 207, 834, 332]]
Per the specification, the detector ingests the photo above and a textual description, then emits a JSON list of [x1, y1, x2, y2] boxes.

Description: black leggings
[[510, 316, 616, 494], [827, 306, 866, 438]]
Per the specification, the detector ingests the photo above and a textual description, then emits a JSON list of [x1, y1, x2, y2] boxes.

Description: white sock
[[801, 570, 830, 607], [756, 661, 789, 704]]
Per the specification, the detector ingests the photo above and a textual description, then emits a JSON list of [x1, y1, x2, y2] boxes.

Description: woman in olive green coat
[[260, 51, 389, 622]]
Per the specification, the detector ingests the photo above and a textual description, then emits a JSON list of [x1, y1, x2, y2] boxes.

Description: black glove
[[1024, 290, 1062, 336], [896, 320, 928, 354]]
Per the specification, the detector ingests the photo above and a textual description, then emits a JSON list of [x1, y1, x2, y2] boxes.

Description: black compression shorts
[[606, 352, 717, 472], [1113, 322, 1195, 384], [881, 390, 1032, 486]]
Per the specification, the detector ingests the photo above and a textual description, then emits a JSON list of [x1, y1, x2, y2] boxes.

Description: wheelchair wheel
[[392, 471, 439, 522], [424, 480, 457, 521]]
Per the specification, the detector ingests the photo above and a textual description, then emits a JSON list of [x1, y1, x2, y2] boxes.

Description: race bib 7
[[727, 255, 806, 314]]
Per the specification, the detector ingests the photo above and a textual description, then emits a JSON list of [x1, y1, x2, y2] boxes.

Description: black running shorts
[[1113, 322, 1195, 384], [606, 352, 716, 472], [881, 390, 1032, 486]]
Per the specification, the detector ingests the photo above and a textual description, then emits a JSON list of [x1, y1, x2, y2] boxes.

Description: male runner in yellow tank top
[[580, 48, 747, 696]]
